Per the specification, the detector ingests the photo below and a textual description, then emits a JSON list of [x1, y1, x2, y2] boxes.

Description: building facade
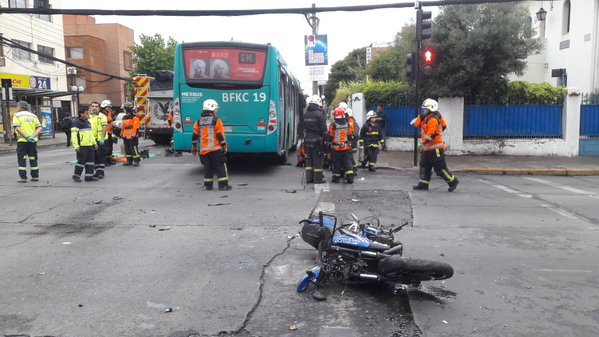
[[63, 15, 134, 108], [515, 0, 599, 94], [0, 0, 69, 137]]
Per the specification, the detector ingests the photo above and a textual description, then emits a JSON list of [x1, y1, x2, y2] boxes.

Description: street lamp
[[70, 85, 84, 112], [536, 7, 547, 21]]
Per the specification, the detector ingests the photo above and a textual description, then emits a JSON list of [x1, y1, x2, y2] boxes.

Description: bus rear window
[[184, 48, 267, 82]]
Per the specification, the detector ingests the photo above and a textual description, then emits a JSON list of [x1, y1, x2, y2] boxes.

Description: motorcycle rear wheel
[[378, 256, 454, 282]]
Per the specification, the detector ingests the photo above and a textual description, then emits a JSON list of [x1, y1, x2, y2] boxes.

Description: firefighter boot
[[412, 181, 429, 190], [218, 181, 232, 191], [448, 178, 459, 192]]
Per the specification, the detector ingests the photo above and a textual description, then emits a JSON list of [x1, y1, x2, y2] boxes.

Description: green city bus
[[172, 41, 303, 163]]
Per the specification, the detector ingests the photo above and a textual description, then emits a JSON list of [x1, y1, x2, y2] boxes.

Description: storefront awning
[[12, 88, 73, 99]]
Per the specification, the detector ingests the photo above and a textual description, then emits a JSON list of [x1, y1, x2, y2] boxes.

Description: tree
[[323, 47, 367, 104], [366, 25, 416, 83], [130, 34, 178, 76], [423, 3, 542, 98]]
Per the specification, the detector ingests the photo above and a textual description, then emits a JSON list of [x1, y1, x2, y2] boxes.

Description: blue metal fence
[[384, 106, 417, 137], [464, 105, 563, 138], [580, 105, 599, 138]]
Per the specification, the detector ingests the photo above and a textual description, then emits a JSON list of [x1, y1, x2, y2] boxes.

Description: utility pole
[[305, 3, 320, 96], [413, 1, 422, 166]]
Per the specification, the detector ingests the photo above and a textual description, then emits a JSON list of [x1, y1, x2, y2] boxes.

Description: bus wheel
[[274, 152, 288, 165]]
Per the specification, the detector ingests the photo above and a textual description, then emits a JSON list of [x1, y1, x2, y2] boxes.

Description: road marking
[[539, 203, 579, 220], [532, 268, 592, 273], [488, 182, 533, 198], [524, 177, 598, 198], [313, 201, 335, 215], [313, 182, 330, 195]]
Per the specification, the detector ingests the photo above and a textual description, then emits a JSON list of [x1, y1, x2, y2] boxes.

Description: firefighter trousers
[[201, 150, 228, 189], [105, 133, 113, 164], [124, 138, 140, 164], [16, 142, 39, 179], [363, 146, 379, 169], [94, 142, 106, 177], [419, 148, 457, 184], [305, 141, 324, 183], [332, 150, 354, 183], [74, 146, 95, 180]]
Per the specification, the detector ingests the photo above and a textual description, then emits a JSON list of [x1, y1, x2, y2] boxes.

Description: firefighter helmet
[[203, 99, 219, 112], [366, 110, 377, 119], [333, 107, 346, 119], [338, 102, 348, 110], [421, 98, 439, 112], [306, 95, 322, 106], [100, 100, 112, 108], [123, 102, 134, 113]]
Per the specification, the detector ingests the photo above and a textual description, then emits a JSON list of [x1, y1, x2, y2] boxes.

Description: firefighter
[[89, 102, 108, 178], [412, 98, 459, 192], [191, 99, 232, 191], [120, 102, 141, 166], [360, 110, 384, 172], [345, 108, 360, 175], [302, 95, 328, 184], [100, 100, 115, 166], [12, 101, 42, 183], [329, 107, 355, 184], [71, 107, 98, 182]]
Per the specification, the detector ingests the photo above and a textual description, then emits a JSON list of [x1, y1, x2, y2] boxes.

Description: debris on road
[[288, 323, 298, 331], [208, 203, 231, 207], [158, 227, 171, 231]]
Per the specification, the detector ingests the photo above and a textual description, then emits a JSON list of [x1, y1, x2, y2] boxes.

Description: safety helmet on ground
[[345, 108, 353, 117], [203, 99, 219, 112], [306, 95, 322, 106], [338, 102, 348, 110], [123, 102, 134, 113], [100, 100, 112, 108], [421, 98, 439, 112], [333, 107, 346, 119], [366, 110, 377, 120]]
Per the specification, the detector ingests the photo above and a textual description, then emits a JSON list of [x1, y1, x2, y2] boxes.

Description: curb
[[378, 165, 599, 176], [0, 141, 66, 155]]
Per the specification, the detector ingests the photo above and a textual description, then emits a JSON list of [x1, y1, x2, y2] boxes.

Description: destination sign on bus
[[184, 48, 267, 82]]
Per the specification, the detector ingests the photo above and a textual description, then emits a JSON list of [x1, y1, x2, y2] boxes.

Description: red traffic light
[[423, 48, 435, 65]]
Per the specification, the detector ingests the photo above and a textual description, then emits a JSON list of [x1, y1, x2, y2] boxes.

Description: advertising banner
[[40, 105, 53, 136], [184, 48, 267, 82], [304, 35, 328, 66], [0, 73, 51, 90]]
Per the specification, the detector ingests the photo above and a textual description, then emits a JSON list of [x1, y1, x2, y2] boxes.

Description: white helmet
[[421, 98, 439, 112], [338, 102, 348, 110], [366, 110, 377, 119], [345, 108, 353, 117], [203, 99, 219, 112], [100, 100, 112, 108], [306, 95, 322, 106]]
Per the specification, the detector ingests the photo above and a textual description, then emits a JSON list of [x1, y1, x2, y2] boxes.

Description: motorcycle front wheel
[[378, 256, 454, 282]]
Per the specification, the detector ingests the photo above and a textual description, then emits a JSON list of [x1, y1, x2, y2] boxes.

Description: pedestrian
[[345, 108, 360, 175], [100, 100, 114, 166], [376, 103, 389, 151], [329, 107, 355, 184], [412, 98, 459, 192], [61, 115, 72, 147], [12, 101, 42, 183], [360, 110, 384, 172], [191, 99, 232, 190], [302, 95, 328, 184], [89, 101, 108, 178], [71, 107, 98, 182], [120, 102, 141, 166]]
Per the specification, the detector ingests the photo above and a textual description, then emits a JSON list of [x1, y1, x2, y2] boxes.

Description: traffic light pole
[[413, 3, 423, 167]]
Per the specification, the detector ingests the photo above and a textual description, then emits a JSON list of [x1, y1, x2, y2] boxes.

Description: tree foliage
[[130, 34, 178, 76], [366, 25, 416, 83], [423, 3, 542, 98], [332, 81, 411, 108], [323, 47, 367, 104]]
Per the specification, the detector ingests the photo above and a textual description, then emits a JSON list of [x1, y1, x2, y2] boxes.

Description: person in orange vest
[[328, 107, 355, 184], [191, 99, 232, 191], [120, 102, 141, 166], [412, 98, 458, 192]]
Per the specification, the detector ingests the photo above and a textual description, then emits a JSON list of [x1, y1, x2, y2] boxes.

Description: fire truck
[[134, 71, 173, 145]]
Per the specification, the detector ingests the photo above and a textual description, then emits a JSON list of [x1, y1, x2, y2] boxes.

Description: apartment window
[[34, 13, 52, 22], [123, 51, 133, 71], [562, 0, 571, 34], [12, 40, 31, 61], [9, 0, 27, 8], [66, 47, 84, 59], [37, 45, 54, 64]]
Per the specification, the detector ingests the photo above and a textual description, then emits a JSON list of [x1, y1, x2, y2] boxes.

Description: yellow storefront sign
[[0, 72, 51, 90]]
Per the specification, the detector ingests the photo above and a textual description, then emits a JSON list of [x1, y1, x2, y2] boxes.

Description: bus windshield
[[183, 48, 267, 83]]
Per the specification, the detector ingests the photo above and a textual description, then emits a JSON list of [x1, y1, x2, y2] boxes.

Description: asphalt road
[[1, 142, 598, 337]]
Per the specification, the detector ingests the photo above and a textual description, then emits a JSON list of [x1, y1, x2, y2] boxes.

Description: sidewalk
[[377, 150, 599, 176], [0, 132, 69, 154]]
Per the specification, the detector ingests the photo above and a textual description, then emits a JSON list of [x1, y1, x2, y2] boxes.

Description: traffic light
[[416, 9, 433, 42], [421, 48, 435, 76], [406, 52, 417, 82]]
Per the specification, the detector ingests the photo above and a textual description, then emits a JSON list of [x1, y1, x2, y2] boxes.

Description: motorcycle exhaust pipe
[[351, 273, 381, 281]]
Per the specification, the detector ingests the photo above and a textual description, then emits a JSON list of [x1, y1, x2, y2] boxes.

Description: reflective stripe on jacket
[[414, 112, 447, 151], [121, 115, 140, 139], [192, 112, 227, 155], [360, 121, 383, 148], [328, 119, 354, 152], [71, 118, 97, 148]]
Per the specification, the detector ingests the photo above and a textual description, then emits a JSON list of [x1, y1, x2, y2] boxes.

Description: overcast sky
[[61, 0, 417, 93]]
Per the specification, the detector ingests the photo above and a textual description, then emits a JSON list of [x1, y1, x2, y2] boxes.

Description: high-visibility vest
[[193, 113, 227, 155], [329, 119, 354, 152], [415, 112, 447, 151], [121, 115, 140, 139], [71, 118, 97, 148], [12, 111, 41, 142]]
